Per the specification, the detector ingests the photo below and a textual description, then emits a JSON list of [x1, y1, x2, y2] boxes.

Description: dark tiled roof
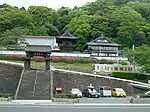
[[25, 45, 51, 53], [57, 31, 77, 39], [87, 35, 121, 47]]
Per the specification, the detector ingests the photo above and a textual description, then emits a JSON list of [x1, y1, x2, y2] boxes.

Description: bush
[[112, 72, 134, 80], [66, 57, 74, 63], [54, 93, 78, 99], [119, 62, 128, 65], [91, 58, 98, 64], [16, 55, 25, 61], [11, 55, 18, 60], [0, 93, 11, 98], [112, 72, 147, 81], [60, 57, 66, 63], [51, 57, 60, 63], [33, 56, 44, 62], [99, 59, 115, 64], [0, 54, 4, 60], [74, 58, 91, 64], [3, 55, 13, 60], [99, 59, 108, 64]]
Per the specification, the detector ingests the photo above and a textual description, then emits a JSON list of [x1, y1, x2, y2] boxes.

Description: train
[[93, 64, 141, 74]]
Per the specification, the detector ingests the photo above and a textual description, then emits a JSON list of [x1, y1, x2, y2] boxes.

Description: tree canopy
[[0, 0, 150, 50]]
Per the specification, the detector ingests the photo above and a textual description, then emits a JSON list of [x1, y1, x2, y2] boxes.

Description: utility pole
[[132, 43, 135, 73]]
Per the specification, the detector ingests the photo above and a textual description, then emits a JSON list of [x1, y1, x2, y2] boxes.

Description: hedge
[[112, 72, 147, 81], [54, 93, 78, 99], [0, 93, 11, 98]]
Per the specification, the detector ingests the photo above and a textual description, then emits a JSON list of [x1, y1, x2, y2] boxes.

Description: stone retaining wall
[[0, 62, 23, 95], [53, 71, 146, 95]]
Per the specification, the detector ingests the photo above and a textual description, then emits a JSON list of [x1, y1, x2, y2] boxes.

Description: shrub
[[3, 55, 12, 60], [107, 60, 115, 64], [34, 56, 44, 62], [66, 57, 74, 63], [112, 72, 147, 81], [54, 93, 78, 99], [60, 57, 66, 63], [99, 59, 108, 64], [0, 54, 4, 60], [0, 93, 11, 98], [51, 57, 60, 63], [74, 58, 91, 64], [16, 55, 25, 61], [91, 58, 98, 64], [119, 62, 128, 65], [99, 59, 115, 64], [112, 72, 134, 80], [11, 55, 17, 60]]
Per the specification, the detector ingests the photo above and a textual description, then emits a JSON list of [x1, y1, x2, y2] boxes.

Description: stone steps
[[17, 70, 50, 100]]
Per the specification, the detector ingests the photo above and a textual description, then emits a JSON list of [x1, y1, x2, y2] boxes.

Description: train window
[[128, 67, 132, 71], [97, 66, 99, 70], [124, 67, 127, 71], [120, 67, 124, 71], [93, 65, 95, 70], [106, 67, 109, 70], [114, 67, 118, 71], [111, 67, 114, 70]]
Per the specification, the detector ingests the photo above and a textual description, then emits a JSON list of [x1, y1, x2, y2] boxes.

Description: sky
[[0, 0, 95, 10]]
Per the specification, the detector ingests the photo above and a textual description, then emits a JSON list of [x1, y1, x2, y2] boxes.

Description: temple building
[[24, 31, 77, 52], [56, 31, 77, 52], [82, 35, 121, 57]]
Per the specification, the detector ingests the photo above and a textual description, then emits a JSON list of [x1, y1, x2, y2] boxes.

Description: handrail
[[14, 69, 25, 99], [0, 60, 23, 67], [32, 70, 38, 96]]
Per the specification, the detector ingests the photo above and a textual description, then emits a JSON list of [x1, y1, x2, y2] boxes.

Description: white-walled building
[[25, 36, 60, 51]]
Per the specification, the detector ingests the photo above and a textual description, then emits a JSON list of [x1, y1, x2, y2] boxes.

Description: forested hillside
[[0, 0, 150, 50]]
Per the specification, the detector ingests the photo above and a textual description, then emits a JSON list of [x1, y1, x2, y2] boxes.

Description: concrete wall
[[0, 62, 23, 95], [53, 71, 146, 95]]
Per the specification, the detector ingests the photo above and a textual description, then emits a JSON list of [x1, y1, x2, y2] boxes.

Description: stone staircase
[[17, 70, 50, 100]]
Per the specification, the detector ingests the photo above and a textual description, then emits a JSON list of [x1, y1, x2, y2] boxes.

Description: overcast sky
[[0, 0, 95, 10]]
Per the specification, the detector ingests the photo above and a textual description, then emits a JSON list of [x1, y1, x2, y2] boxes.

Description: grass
[[0, 59, 92, 68]]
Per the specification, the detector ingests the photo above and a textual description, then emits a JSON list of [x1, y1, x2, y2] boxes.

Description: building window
[[128, 67, 132, 71], [120, 67, 124, 71], [115, 67, 118, 71]]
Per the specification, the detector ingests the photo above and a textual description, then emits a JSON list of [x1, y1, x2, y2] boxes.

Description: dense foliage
[[0, 0, 150, 50], [112, 72, 148, 82], [124, 45, 150, 73]]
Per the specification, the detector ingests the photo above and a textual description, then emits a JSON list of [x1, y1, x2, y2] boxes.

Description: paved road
[[0, 104, 150, 112], [79, 97, 131, 103]]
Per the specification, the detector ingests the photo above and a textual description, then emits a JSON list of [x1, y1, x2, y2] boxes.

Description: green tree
[[57, 7, 73, 33], [127, 2, 150, 21], [82, 0, 114, 15], [67, 15, 91, 50], [89, 15, 111, 39], [109, 6, 145, 48], [124, 45, 150, 73], [28, 6, 54, 26], [32, 26, 49, 36], [0, 9, 32, 33], [0, 27, 29, 48]]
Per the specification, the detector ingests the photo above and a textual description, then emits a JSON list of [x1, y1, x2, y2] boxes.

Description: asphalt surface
[[79, 97, 131, 103], [0, 104, 150, 112]]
